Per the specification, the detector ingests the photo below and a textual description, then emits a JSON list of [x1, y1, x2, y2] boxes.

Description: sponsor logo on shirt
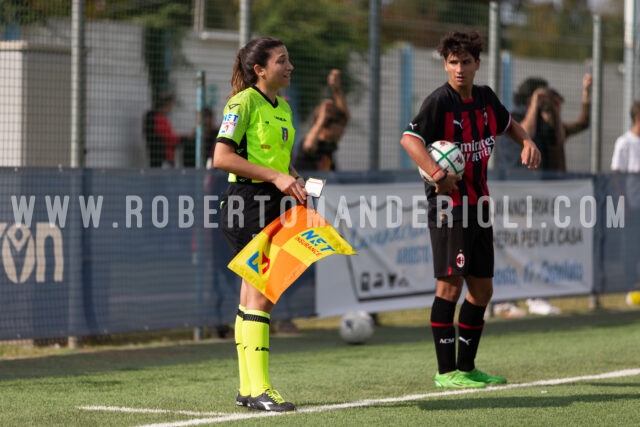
[[282, 127, 289, 142], [460, 136, 495, 162], [220, 113, 239, 137]]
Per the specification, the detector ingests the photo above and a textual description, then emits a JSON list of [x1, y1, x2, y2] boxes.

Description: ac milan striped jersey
[[403, 83, 512, 226]]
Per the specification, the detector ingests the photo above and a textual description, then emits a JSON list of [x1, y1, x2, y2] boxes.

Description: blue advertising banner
[[0, 168, 314, 340]]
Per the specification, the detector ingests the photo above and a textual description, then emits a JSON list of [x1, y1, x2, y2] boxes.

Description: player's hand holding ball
[[418, 140, 465, 194]]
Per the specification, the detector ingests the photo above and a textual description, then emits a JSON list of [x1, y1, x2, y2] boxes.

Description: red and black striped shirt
[[403, 83, 511, 226]]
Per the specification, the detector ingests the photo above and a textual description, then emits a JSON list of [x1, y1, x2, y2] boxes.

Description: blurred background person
[[279, 69, 351, 333], [499, 74, 591, 172], [538, 75, 591, 171], [498, 76, 549, 170], [143, 91, 194, 168], [611, 100, 640, 174], [611, 100, 640, 288], [294, 69, 349, 172]]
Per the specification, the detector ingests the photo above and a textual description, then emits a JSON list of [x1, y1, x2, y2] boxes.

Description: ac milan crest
[[456, 250, 465, 269]]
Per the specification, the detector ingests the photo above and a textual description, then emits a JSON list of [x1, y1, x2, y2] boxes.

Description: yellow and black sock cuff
[[243, 309, 271, 325]]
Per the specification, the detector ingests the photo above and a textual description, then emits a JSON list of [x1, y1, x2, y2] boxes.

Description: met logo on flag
[[228, 205, 356, 303], [296, 230, 334, 255]]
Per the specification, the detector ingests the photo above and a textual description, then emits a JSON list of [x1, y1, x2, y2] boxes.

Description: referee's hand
[[276, 174, 307, 205]]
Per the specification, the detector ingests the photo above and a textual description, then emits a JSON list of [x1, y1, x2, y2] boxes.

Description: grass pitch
[[1, 296, 639, 426]]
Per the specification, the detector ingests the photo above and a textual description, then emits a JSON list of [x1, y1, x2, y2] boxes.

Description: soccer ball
[[418, 140, 465, 186], [339, 310, 374, 344], [626, 291, 640, 306]]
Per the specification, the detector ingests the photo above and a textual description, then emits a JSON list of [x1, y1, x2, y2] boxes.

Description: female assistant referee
[[213, 36, 306, 412]]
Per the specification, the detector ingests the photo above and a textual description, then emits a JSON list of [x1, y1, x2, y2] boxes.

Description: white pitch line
[[78, 368, 640, 427], [78, 406, 225, 417]]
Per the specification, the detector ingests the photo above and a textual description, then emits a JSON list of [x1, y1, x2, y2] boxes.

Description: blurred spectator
[[611, 100, 640, 174], [498, 76, 549, 170], [143, 92, 193, 168], [278, 69, 351, 334], [180, 106, 220, 168], [611, 100, 640, 287], [294, 69, 349, 172], [499, 74, 592, 171]]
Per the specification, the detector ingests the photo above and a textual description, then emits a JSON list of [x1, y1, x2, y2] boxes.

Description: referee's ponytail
[[229, 36, 285, 98]]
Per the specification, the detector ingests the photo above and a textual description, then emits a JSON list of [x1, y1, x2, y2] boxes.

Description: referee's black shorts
[[429, 215, 494, 279], [221, 182, 288, 256]]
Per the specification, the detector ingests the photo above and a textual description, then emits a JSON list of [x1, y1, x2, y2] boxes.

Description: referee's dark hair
[[230, 36, 285, 98], [437, 30, 483, 61]]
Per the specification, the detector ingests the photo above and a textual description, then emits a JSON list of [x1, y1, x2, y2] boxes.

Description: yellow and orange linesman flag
[[228, 204, 357, 303]]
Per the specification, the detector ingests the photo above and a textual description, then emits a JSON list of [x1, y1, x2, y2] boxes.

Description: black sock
[[457, 299, 486, 372], [430, 296, 457, 374]]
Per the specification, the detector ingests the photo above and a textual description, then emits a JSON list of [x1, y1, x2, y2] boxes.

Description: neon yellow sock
[[235, 305, 251, 396], [242, 309, 271, 396]]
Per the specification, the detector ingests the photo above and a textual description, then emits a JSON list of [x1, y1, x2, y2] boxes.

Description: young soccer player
[[213, 36, 306, 412], [399, 30, 541, 388]]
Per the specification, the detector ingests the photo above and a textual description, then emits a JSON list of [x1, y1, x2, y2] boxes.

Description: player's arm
[[400, 133, 460, 194], [519, 88, 546, 138], [564, 73, 592, 137], [504, 120, 541, 169], [328, 69, 349, 122], [301, 100, 330, 154], [213, 142, 307, 204]]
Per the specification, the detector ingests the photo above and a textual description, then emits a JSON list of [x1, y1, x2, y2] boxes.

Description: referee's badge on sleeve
[[220, 113, 239, 137]]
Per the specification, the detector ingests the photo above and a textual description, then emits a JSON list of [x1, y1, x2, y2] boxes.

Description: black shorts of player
[[429, 213, 494, 279], [221, 182, 288, 256]]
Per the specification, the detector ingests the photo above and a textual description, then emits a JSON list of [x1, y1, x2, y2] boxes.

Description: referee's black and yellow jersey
[[216, 86, 296, 183]]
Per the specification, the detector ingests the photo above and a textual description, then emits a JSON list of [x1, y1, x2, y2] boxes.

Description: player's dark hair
[[230, 36, 285, 97], [631, 100, 640, 123], [437, 30, 483, 61]]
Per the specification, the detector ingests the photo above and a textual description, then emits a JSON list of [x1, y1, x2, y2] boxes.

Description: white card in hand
[[305, 177, 326, 197]]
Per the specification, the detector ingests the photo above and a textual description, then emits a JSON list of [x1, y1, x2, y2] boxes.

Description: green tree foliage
[[380, 0, 490, 48], [89, 1, 193, 104], [503, 0, 623, 62], [253, 0, 368, 121], [0, 0, 71, 28], [379, 0, 623, 63], [131, 4, 192, 105]]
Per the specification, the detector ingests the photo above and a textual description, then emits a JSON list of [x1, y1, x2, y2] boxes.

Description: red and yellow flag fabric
[[228, 205, 357, 303]]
